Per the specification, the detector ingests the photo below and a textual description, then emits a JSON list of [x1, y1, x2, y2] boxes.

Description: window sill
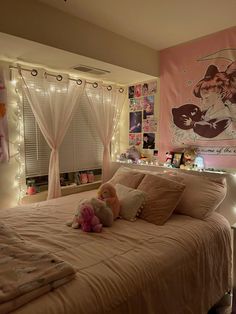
[[20, 180, 102, 205]]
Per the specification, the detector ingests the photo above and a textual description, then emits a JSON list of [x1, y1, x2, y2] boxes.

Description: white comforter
[[0, 190, 231, 314]]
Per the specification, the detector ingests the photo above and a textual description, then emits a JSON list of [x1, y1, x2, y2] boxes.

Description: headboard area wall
[[159, 26, 236, 170], [110, 162, 236, 226]]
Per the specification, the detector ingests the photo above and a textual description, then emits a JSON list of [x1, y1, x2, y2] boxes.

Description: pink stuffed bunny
[[77, 203, 102, 233]]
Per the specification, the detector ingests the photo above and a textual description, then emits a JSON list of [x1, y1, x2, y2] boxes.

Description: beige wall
[[0, 0, 159, 77], [0, 0, 161, 209]]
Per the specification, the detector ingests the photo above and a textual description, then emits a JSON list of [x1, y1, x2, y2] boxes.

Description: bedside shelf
[[20, 180, 102, 205]]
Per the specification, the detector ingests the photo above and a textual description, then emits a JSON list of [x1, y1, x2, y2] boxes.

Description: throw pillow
[[109, 167, 145, 189], [115, 183, 146, 221], [137, 174, 185, 225], [173, 172, 227, 219]]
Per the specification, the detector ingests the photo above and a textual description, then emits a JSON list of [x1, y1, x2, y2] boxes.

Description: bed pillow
[[109, 167, 145, 189], [115, 183, 146, 221], [173, 172, 227, 219], [137, 174, 186, 225]]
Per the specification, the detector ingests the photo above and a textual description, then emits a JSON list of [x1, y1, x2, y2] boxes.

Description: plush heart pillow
[[115, 183, 146, 221]]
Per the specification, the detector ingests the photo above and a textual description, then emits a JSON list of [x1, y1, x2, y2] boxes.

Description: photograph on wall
[[128, 85, 135, 99], [142, 83, 149, 96], [129, 133, 142, 146], [0, 70, 9, 163], [148, 81, 157, 94], [134, 84, 142, 98], [129, 98, 143, 111], [142, 95, 154, 119], [143, 118, 157, 132], [129, 111, 142, 133], [143, 133, 155, 149]]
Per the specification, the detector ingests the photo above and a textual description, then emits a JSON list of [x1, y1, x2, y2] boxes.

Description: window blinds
[[23, 92, 103, 178]]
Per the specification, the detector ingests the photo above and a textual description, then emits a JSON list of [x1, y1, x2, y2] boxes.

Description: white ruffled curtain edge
[[19, 69, 85, 199], [85, 85, 127, 182]]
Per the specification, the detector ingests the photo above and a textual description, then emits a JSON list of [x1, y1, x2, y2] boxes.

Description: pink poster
[[0, 69, 9, 162], [159, 27, 236, 168]]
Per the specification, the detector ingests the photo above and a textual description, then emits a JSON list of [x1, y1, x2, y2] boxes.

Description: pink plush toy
[[77, 203, 102, 233]]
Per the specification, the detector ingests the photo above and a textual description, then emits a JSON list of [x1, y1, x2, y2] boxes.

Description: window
[[23, 92, 103, 178]]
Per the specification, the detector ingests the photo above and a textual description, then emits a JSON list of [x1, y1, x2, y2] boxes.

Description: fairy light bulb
[[11, 79, 17, 86]]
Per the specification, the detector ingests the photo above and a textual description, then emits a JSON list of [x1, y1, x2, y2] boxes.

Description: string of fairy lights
[[10, 78, 26, 202], [111, 106, 122, 161], [9, 68, 124, 203]]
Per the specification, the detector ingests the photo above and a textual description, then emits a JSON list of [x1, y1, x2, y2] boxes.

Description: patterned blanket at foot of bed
[[0, 222, 76, 314]]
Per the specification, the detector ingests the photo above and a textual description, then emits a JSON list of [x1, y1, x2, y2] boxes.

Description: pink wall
[[159, 27, 236, 169]]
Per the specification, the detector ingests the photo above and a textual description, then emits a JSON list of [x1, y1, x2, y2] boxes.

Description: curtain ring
[[56, 75, 63, 81], [93, 82, 98, 88], [107, 85, 112, 91], [31, 69, 38, 76], [119, 88, 124, 93], [76, 79, 82, 85]]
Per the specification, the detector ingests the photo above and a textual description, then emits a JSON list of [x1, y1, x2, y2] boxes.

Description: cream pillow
[[109, 167, 145, 189], [115, 183, 146, 221], [173, 172, 227, 219], [137, 174, 186, 225]]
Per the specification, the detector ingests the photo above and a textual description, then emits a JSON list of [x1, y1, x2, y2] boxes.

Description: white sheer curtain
[[85, 84, 126, 182], [20, 69, 84, 199]]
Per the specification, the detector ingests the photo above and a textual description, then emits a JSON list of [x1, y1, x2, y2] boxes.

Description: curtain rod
[[9, 65, 125, 92]]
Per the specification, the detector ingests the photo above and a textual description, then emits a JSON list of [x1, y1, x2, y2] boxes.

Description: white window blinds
[[23, 92, 103, 178]]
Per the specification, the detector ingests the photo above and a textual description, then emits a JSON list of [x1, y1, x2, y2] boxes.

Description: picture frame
[[171, 152, 183, 168], [153, 149, 158, 157]]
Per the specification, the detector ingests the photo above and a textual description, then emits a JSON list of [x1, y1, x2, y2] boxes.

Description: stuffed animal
[[194, 156, 205, 170], [97, 183, 120, 220], [67, 197, 114, 229], [125, 145, 141, 162], [66, 183, 119, 229], [164, 151, 173, 167], [66, 199, 86, 229], [90, 197, 114, 227], [77, 203, 102, 233]]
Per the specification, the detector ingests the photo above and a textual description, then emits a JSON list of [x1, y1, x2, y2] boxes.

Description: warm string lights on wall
[[10, 78, 26, 202], [111, 110, 121, 161], [9, 65, 126, 201]]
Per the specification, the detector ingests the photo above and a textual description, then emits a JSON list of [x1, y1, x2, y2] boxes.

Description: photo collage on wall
[[128, 80, 158, 156]]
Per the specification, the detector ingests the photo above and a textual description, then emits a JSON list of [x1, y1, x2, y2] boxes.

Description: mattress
[[0, 190, 232, 314]]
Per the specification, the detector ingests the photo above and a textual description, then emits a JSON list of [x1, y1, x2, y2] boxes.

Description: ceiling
[[38, 0, 236, 50], [0, 32, 156, 84]]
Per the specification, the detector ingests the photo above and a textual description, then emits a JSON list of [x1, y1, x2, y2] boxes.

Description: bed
[[0, 182, 232, 314]]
